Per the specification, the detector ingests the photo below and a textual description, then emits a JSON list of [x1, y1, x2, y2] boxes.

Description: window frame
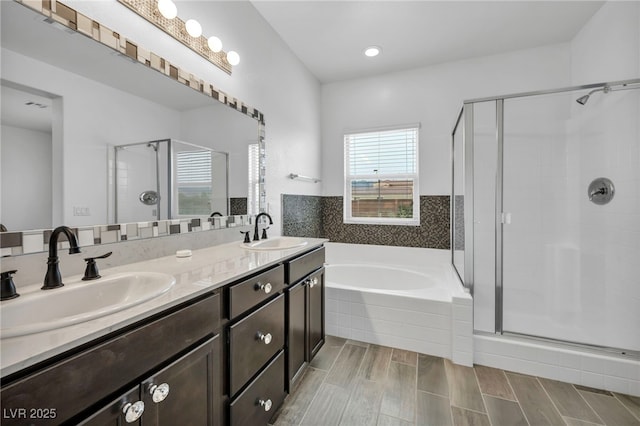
[[343, 124, 420, 226]]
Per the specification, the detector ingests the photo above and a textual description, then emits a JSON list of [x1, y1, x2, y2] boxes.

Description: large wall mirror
[[0, 1, 264, 241]]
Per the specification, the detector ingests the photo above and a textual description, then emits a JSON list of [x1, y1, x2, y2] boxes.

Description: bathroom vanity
[[0, 239, 326, 426]]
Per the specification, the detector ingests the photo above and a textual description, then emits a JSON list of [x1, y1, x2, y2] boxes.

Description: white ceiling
[[251, 1, 604, 84]]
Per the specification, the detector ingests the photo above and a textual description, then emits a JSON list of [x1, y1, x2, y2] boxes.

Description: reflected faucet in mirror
[[253, 213, 273, 241], [43, 226, 81, 290]]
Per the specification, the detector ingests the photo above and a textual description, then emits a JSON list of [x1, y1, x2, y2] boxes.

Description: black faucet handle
[[82, 252, 112, 281], [1, 270, 19, 300], [261, 227, 270, 240], [240, 231, 251, 244]]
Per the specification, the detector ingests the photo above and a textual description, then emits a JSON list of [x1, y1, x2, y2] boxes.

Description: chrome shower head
[[576, 94, 590, 105], [576, 85, 610, 105]]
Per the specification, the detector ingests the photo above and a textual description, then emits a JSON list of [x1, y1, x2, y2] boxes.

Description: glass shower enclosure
[[452, 78, 640, 355], [113, 139, 229, 223]]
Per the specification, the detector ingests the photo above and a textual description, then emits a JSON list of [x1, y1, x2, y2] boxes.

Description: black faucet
[[43, 226, 81, 290], [253, 212, 273, 241], [1, 270, 19, 300], [210, 211, 223, 217]]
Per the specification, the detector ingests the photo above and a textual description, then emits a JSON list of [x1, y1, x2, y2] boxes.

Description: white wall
[[66, 0, 322, 235], [321, 43, 572, 196], [570, 1, 640, 85], [0, 124, 52, 230]]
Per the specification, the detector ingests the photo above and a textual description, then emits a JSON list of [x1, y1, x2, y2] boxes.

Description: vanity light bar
[[117, 0, 232, 75]]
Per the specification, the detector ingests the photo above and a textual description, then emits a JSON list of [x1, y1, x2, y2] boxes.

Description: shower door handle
[[501, 212, 512, 225]]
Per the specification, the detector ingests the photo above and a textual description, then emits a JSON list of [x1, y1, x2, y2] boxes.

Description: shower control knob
[[257, 332, 272, 345], [257, 282, 272, 294], [122, 401, 145, 423], [258, 398, 272, 412], [149, 383, 170, 403]]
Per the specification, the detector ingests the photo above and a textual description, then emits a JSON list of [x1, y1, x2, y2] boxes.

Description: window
[[175, 150, 213, 216], [344, 125, 419, 225], [247, 143, 260, 216]]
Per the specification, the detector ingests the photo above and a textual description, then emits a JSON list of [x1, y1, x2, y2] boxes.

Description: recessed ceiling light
[[364, 46, 381, 57]]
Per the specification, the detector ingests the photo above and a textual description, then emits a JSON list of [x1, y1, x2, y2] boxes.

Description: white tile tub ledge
[[324, 242, 473, 366]]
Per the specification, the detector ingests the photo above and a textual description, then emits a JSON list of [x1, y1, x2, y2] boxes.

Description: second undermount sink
[[242, 236, 308, 251], [0, 272, 175, 338]]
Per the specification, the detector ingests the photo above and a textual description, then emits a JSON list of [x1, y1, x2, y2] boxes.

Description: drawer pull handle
[[256, 282, 272, 294], [257, 332, 273, 345], [258, 398, 273, 412], [309, 277, 318, 288], [122, 401, 145, 423], [149, 383, 170, 403]]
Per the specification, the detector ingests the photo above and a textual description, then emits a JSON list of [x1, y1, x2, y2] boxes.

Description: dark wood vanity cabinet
[[307, 268, 325, 361], [79, 336, 221, 426], [0, 292, 223, 426], [285, 247, 326, 390], [0, 244, 326, 426]]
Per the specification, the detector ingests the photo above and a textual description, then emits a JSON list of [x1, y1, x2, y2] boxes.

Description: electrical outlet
[[73, 206, 91, 216]]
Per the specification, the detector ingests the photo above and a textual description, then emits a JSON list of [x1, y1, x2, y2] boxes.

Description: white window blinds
[[345, 127, 417, 176], [176, 150, 212, 184], [344, 125, 420, 225]]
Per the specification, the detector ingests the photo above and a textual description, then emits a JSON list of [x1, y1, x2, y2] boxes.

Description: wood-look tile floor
[[271, 336, 640, 426]]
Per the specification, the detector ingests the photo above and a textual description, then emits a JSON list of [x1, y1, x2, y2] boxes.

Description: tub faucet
[[253, 212, 273, 241], [43, 226, 81, 290]]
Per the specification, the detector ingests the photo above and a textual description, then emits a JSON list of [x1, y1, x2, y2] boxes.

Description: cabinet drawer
[[230, 350, 286, 426], [229, 265, 285, 319], [229, 294, 284, 396], [286, 247, 325, 284], [0, 293, 220, 425]]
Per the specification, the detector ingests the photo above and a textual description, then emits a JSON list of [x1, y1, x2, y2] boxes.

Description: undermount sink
[[241, 236, 308, 251], [0, 272, 175, 338]]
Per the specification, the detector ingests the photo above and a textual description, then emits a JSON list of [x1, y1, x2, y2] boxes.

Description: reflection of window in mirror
[[0, 82, 56, 230], [248, 144, 260, 216], [176, 150, 214, 216]]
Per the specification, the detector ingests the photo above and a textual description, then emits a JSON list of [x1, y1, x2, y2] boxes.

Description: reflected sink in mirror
[[0, 272, 175, 338], [242, 237, 308, 251]]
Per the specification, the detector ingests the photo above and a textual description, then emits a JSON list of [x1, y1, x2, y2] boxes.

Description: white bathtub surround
[[475, 334, 640, 397], [324, 243, 472, 366]]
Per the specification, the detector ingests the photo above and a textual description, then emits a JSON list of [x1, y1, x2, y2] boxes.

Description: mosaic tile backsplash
[[0, 215, 252, 257], [281, 195, 323, 238], [282, 194, 450, 249]]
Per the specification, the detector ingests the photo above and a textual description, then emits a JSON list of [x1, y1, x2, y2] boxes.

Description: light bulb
[[207, 36, 223, 53], [185, 19, 202, 38], [226, 51, 240, 66], [157, 0, 177, 19], [364, 46, 381, 57]]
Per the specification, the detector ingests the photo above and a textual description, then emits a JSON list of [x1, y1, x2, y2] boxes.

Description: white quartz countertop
[[0, 237, 327, 377]]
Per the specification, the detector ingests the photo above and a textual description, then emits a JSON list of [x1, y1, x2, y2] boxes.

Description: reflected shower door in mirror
[[0, 0, 263, 237], [113, 139, 228, 223]]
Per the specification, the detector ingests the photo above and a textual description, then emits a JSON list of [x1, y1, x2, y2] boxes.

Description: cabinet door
[[307, 269, 325, 361], [79, 387, 142, 426], [287, 281, 306, 391], [141, 335, 221, 426]]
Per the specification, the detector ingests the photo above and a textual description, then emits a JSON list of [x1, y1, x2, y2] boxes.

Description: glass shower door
[[501, 88, 640, 352], [115, 143, 161, 223]]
